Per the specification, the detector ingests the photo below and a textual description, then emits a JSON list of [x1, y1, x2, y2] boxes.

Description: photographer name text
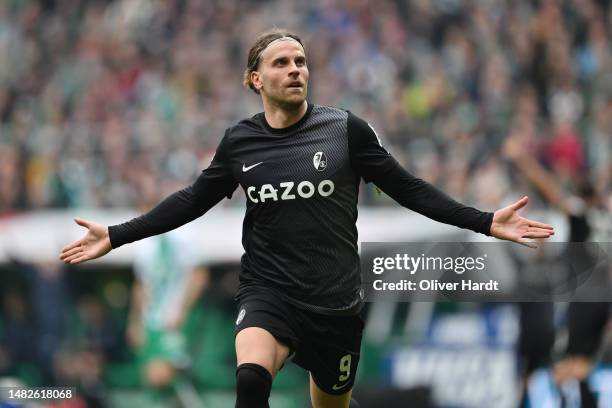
[[372, 279, 499, 291]]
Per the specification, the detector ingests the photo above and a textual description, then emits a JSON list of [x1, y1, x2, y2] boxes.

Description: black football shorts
[[234, 289, 364, 395]]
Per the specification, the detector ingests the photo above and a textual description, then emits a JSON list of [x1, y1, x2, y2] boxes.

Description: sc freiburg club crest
[[313, 152, 327, 171]]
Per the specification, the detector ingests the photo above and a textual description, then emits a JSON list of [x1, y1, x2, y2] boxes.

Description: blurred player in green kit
[[127, 194, 209, 401]]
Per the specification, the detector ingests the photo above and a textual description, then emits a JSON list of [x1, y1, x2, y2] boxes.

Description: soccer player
[[60, 29, 554, 408], [127, 228, 209, 393], [505, 136, 611, 407]]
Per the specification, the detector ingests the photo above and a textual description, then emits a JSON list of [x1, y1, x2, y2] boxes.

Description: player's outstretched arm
[[59, 218, 112, 265], [347, 112, 555, 245], [490, 196, 554, 248]]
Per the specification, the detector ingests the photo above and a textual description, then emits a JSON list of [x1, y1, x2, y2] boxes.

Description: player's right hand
[[59, 218, 112, 264], [502, 135, 527, 162]]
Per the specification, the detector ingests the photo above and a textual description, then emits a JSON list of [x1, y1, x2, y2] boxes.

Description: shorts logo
[[332, 381, 350, 391], [313, 152, 327, 171], [236, 308, 246, 325]]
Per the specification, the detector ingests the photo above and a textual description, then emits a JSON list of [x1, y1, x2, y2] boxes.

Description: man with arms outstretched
[[60, 29, 554, 408]]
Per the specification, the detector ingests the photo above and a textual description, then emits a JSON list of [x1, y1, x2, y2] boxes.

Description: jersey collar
[[261, 102, 314, 135]]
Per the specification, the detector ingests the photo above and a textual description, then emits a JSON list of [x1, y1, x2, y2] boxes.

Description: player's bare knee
[[311, 394, 353, 408], [145, 360, 176, 388], [235, 327, 289, 376]]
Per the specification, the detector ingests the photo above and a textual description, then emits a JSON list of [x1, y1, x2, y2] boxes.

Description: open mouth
[[288, 82, 303, 88]]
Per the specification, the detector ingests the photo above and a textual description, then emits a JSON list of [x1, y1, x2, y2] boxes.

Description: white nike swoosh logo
[[331, 382, 350, 391], [242, 162, 263, 172]]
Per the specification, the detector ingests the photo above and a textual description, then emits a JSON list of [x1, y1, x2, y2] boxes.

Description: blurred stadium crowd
[[0, 0, 610, 214], [0, 0, 611, 406]]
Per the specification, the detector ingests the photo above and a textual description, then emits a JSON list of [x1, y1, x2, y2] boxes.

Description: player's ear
[[250, 71, 263, 92]]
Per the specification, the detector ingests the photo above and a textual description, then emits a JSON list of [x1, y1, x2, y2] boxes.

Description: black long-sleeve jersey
[[109, 103, 493, 315]]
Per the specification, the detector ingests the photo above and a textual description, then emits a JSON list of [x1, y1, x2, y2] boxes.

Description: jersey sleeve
[[347, 111, 493, 236], [108, 131, 239, 248]]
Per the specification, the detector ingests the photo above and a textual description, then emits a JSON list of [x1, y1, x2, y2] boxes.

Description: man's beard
[[268, 88, 308, 111]]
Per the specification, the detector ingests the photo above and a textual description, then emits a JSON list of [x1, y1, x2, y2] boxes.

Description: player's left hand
[[553, 356, 592, 383], [490, 196, 554, 248]]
